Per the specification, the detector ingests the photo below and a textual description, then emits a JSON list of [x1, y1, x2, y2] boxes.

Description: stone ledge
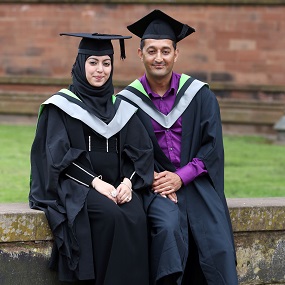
[[1, 198, 285, 243], [219, 99, 285, 125], [0, 203, 52, 243], [0, 92, 284, 131], [1, 76, 285, 93], [228, 198, 285, 232], [1, 199, 285, 284]]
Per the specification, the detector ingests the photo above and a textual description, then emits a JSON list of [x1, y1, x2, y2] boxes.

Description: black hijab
[[60, 33, 131, 123], [69, 53, 115, 123]]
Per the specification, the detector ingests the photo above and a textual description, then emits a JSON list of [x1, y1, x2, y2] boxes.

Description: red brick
[[0, 4, 284, 86]]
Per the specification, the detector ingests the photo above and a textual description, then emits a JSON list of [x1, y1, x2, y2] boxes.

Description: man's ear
[[138, 48, 143, 61], [174, 48, 179, 63]]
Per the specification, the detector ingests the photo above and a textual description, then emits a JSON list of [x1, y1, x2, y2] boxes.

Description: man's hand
[[152, 171, 182, 202], [167, 192, 178, 203]]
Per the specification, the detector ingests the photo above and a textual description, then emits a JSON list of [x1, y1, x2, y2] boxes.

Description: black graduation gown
[[117, 75, 238, 285], [29, 92, 154, 284]]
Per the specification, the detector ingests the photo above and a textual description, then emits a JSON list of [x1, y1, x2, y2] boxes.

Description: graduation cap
[[60, 32, 132, 59], [127, 10, 195, 43]]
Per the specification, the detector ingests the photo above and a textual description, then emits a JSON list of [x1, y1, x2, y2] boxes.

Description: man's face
[[138, 39, 178, 80]]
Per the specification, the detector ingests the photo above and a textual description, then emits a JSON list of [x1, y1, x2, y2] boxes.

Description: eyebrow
[[146, 45, 171, 50], [87, 57, 111, 61]]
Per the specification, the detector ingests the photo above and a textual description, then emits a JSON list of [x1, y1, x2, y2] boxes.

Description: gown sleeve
[[29, 104, 90, 211], [194, 87, 225, 193], [121, 113, 154, 191], [64, 161, 97, 187], [29, 104, 93, 277]]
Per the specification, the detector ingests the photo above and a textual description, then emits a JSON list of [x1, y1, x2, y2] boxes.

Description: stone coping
[[1, 198, 285, 243], [0, 203, 52, 243], [228, 197, 285, 232], [1, 76, 285, 93]]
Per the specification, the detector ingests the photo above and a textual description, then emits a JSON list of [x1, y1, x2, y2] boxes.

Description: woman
[[29, 32, 153, 285]]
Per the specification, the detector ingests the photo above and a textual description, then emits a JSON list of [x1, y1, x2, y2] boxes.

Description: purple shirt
[[140, 72, 207, 185]]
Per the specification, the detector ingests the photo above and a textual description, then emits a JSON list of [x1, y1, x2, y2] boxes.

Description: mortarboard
[[127, 10, 195, 43], [60, 33, 132, 59]]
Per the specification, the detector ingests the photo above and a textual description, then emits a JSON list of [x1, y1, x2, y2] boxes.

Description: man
[[117, 9, 238, 285]]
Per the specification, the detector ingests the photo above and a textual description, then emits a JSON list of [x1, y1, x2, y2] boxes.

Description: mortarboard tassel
[[119, 39, 126, 60]]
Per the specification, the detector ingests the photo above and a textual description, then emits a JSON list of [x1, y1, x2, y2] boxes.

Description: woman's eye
[[103, 62, 111, 67]]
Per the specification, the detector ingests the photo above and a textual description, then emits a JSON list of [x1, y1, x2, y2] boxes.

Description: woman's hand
[[91, 177, 117, 204], [116, 177, 132, 204]]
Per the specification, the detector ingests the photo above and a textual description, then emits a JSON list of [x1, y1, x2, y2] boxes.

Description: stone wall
[[1, 198, 285, 284]]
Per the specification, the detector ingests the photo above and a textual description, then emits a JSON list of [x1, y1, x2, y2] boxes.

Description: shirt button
[[166, 129, 169, 132], [170, 148, 173, 151]]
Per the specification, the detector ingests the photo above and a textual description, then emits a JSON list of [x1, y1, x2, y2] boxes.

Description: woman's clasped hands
[[91, 177, 132, 204]]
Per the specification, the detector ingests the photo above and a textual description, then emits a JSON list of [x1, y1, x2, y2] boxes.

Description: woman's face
[[85, 55, 112, 87]]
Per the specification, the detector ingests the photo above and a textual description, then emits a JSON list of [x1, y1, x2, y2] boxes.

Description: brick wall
[[0, 3, 284, 86]]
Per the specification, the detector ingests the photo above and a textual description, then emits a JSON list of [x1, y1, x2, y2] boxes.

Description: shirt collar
[[140, 72, 180, 98]]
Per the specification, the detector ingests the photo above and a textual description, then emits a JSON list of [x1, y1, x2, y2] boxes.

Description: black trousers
[[157, 231, 207, 285], [148, 196, 207, 285], [181, 227, 207, 285]]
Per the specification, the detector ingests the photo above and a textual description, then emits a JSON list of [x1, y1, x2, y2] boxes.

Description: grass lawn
[[224, 135, 285, 197], [0, 125, 36, 202], [0, 124, 284, 203]]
